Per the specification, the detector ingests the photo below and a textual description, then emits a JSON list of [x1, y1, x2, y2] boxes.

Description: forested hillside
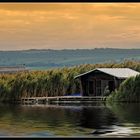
[[0, 48, 139, 69]]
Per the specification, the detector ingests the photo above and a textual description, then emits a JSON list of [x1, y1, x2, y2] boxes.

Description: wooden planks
[[20, 96, 107, 104]]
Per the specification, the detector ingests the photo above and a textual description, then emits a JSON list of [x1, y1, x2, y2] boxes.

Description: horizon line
[[0, 48, 140, 51]]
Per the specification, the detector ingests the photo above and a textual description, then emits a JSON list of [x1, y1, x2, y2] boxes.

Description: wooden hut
[[74, 68, 139, 96]]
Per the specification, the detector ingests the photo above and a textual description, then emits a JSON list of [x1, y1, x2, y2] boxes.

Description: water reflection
[[0, 102, 139, 137], [106, 103, 140, 137], [78, 106, 119, 129]]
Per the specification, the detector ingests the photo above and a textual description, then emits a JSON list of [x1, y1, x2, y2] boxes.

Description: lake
[[0, 102, 140, 137]]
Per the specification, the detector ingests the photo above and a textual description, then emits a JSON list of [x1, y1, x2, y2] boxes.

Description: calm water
[[0, 102, 140, 137]]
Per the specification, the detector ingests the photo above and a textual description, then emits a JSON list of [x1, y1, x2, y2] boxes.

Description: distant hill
[[0, 48, 139, 70]]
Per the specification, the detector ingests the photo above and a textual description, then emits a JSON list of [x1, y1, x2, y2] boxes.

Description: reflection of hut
[[74, 68, 139, 96], [0, 65, 29, 74]]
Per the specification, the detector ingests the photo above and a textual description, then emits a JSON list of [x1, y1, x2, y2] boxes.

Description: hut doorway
[[108, 81, 115, 93], [96, 80, 101, 96], [88, 81, 95, 96]]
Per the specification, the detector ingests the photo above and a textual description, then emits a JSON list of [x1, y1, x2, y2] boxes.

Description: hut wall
[[79, 73, 119, 96]]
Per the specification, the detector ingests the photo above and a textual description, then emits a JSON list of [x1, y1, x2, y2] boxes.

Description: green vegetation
[[107, 74, 140, 103], [0, 60, 139, 102]]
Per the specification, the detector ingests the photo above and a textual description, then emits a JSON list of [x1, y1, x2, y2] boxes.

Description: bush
[[107, 74, 140, 103]]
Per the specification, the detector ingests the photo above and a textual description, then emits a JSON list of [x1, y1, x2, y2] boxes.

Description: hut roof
[[74, 68, 140, 79]]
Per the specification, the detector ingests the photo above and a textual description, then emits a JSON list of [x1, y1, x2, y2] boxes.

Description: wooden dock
[[20, 96, 107, 104]]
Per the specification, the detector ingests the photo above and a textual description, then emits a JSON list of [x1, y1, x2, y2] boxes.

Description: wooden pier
[[20, 96, 107, 104]]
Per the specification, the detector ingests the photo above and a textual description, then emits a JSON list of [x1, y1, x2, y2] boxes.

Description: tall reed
[[0, 60, 139, 101]]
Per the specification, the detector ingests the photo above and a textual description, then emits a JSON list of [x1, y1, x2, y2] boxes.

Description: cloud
[[0, 3, 140, 50]]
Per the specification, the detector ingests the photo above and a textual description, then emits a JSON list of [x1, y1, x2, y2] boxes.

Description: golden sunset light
[[0, 3, 140, 50]]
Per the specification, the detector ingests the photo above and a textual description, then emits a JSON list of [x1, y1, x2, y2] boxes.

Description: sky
[[0, 3, 140, 50]]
